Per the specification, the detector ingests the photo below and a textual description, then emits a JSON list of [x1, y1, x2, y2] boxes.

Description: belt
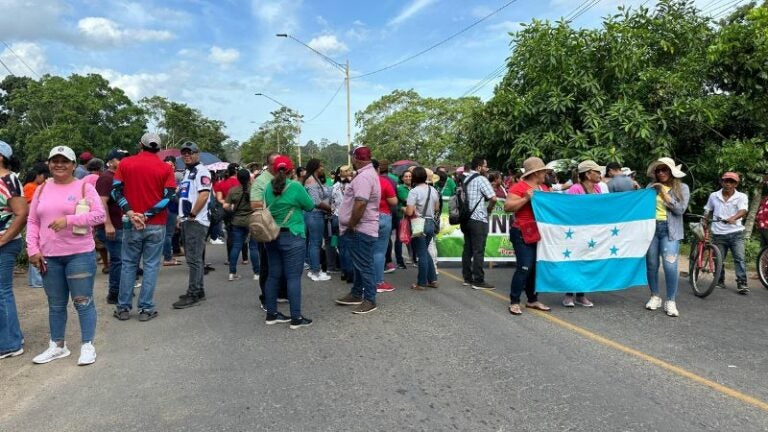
[[279, 228, 290, 232]]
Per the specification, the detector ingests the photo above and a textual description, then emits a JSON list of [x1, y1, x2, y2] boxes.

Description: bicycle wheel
[[757, 247, 768, 290], [689, 243, 723, 298]]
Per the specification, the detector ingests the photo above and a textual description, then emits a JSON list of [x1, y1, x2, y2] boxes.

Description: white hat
[[48, 145, 77, 162], [620, 167, 635, 176], [647, 157, 685, 179]]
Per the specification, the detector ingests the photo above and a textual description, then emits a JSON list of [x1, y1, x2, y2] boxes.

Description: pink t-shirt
[[566, 183, 602, 195], [26, 179, 106, 257], [83, 173, 100, 187], [339, 163, 381, 237]]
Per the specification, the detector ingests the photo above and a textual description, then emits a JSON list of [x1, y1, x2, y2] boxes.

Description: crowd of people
[[0, 135, 764, 365]]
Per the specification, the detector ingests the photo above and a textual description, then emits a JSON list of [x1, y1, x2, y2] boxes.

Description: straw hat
[[647, 157, 685, 179], [521, 157, 550, 179]]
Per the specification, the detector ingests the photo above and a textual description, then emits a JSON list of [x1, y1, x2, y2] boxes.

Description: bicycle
[[758, 244, 768, 290], [687, 214, 726, 298]]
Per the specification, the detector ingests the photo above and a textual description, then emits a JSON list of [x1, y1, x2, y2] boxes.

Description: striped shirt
[[463, 170, 494, 223]]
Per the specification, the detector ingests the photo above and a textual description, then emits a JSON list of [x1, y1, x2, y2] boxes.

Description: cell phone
[[39, 260, 47, 276]]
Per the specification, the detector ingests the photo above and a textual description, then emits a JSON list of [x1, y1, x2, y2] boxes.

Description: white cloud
[[82, 67, 172, 100], [389, 0, 438, 26], [77, 17, 174, 47], [0, 42, 48, 78], [208, 46, 241, 65], [307, 35, 348, 56], [251, 0, 302, 26], [0, 0, 72, 41]]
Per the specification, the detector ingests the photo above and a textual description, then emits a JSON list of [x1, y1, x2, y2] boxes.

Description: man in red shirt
[[111, 133, 177, 322]]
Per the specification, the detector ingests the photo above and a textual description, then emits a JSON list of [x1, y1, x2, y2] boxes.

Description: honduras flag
[[531, 189, 656, 293]]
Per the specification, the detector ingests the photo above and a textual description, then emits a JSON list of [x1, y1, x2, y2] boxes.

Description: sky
[[0, 0, 725, 148]]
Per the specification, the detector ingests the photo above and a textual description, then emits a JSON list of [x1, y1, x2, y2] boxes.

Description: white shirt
[[179, 163, 212, 227], [704, 189, 748, 235]]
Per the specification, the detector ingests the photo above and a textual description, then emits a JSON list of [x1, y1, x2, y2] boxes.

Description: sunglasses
[[655, 167, 671, 174], [180, 150, 198, 155]]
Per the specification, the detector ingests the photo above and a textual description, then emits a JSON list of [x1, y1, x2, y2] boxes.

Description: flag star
[[565, 228, 574, 239], [588, 239, 597, 249], [610, 246, 619, 256], [611, 226, 620, 236], [563, 249, 572, 259]]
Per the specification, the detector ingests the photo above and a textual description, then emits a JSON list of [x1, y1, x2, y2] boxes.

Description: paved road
[[2, 245, 767, 431]]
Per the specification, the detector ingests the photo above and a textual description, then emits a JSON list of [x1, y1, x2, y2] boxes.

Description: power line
[[708, 0, 750, 17], [306, 79, 345, 123], [0, 56, 14, 76], [0, 40, 41, 78], [567, 0, 602, 22], [462, 61, 507, 97], [352, 0, 521, 80]]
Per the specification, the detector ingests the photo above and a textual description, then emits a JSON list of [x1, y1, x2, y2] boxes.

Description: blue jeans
[[509, 227, 539, 304], [393, 213, 406, 266], [373, 214, 392, 284], [229, 225, 259, 274], [264, 231, 305, 319], [411, 220, 437, 286], [345, 231, 377, 303], [43, 251, 97, 343], [119, 225, 165, 311], [304, 212, 326, 273], [712, 231, 747, 283], [646, 221, 680, 300], [28, 264, 43, 287], [96, 227, 123, 297], [164, 212, 177, 261], [334, 217, 352, 274], [0, 238, 23, 352]]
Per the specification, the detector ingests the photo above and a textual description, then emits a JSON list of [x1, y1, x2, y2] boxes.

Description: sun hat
[[577, 160, 603, 174], [620, 167, 635, 176], [425, 168, 435, 184], [48, 145, 77, 162], [338, 165, 353, 177], [647, 157, 685, 179], [721, 172, 740, 183], [272, 155, 294, 172], [520, 157, 550, 179]]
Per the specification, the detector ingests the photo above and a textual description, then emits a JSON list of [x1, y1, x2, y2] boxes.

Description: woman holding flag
[[644, 157, 689, 317], [504, 157, 552, 316]]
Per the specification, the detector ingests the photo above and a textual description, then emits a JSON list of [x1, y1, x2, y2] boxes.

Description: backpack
[[248, 184, 294, 242], [448, 173, 481, 225], [208, 198, 224, 222]]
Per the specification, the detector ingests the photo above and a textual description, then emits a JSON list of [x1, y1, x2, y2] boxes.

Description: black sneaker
[[335, 294, 363, 305], [463, 280, 473, 286], [178, 293, 206, 301], [106, 293, 118, 304], [471, 281, 495, 290], [737, 284, 750, 295], [265, 312, 291, 325], [290, 316, 313, 329], [138, 309, 158, 322], [173, 295, 202, 309], [397, 264, 407, 270], [113, 309, 130, 321], [352, 300, 377, 314]]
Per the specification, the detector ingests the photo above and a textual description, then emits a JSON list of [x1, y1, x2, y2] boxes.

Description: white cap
[[48, 145, 77, 162]]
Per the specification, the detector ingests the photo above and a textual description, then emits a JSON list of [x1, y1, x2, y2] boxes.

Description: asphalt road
[[1, 245, 767, 431]]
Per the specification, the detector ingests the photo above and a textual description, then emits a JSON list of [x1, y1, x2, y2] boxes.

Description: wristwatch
[[189, 212, 197, 219]]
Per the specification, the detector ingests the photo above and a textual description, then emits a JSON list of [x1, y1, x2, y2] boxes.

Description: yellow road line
[[439, 269, 768, 412]]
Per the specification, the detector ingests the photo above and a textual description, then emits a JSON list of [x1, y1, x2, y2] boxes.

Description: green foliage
[[0, 74, 147, 166], [354, 89, 482, 165], [239, 106, 301, 165]]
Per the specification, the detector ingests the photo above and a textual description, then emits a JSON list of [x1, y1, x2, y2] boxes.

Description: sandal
[[509, 304, 522, 315], [410, 284, 428, 291], [526, 302, 552, 312], [427, 281, 439, 289]]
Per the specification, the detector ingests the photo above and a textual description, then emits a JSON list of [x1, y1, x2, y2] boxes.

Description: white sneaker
[[664, 301, 679, 317], [645, 295, 662, 310], [253, 274, 260, 281], [0, 347, 23, 359], [317, 271, 331, 281], [78, 342, 96, 366], [308, 271, 331, 282], [228, 273, 240, 281], [210, 238, 224, 245], [33, 341, 70, 364]]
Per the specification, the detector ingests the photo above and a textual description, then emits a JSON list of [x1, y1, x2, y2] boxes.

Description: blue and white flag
[[531, 189, 656, 293]]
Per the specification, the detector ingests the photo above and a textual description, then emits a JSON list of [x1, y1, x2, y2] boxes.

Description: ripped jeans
[[43, 251, 97, 343], [646, 221, 680, 301]]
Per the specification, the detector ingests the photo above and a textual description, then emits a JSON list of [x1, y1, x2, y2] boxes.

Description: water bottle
[[72, 198, 90, 235], [122, 214, 131, 230]]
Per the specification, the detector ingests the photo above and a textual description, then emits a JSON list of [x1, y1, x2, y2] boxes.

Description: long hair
[[237, 169, 250, 201], [304, 159, 322, 185], [652, 174, 684, 201], [271, 168, 289, 196]]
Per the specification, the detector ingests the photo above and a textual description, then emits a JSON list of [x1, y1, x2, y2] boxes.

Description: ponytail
[[271, 169, 288, 196]]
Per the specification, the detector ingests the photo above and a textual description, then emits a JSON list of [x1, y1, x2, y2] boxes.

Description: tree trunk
[[744, 187, 763, 239]]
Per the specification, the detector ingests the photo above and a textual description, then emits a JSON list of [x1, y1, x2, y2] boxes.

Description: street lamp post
[[276, 33, 351, 165], [255, 92, 303, 166]]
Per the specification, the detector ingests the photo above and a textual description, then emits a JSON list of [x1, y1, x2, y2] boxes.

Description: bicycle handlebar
[[686, 213, 728, 223]]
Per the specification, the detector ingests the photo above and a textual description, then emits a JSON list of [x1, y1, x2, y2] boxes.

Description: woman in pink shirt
[[27, 146, 105, 366]]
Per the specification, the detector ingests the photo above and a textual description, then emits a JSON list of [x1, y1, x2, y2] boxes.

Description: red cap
[[79, 151, 93, 162], [351, 146, 372, 161], [272, 155, 294, 173], [721, 172, 740, 182]]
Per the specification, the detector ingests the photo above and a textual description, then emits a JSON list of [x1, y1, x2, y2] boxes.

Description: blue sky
[[0, 0, 721, 148]]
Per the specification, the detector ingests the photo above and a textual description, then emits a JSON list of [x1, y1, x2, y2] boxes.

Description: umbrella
[[391, 160, 419, 176], [156, 149, 222, 170], [206, 161, 230, 171]]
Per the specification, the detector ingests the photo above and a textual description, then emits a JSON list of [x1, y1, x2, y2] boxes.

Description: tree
[[139, 96, 228, 159], [239, 106, 301, 165], [317, 141, 348, 169], [0, 74, 147, 166], [355, 89, 482, 165]]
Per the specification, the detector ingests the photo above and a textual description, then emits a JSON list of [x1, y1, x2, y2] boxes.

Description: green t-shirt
[[264, 179, 315, 238], [250, 170, 274, 203], [441, 176, 456, 197]]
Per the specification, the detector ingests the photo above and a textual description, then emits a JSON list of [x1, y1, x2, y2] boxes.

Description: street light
[[276, 33, 351, 165], [255, 92, 304, 166]]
